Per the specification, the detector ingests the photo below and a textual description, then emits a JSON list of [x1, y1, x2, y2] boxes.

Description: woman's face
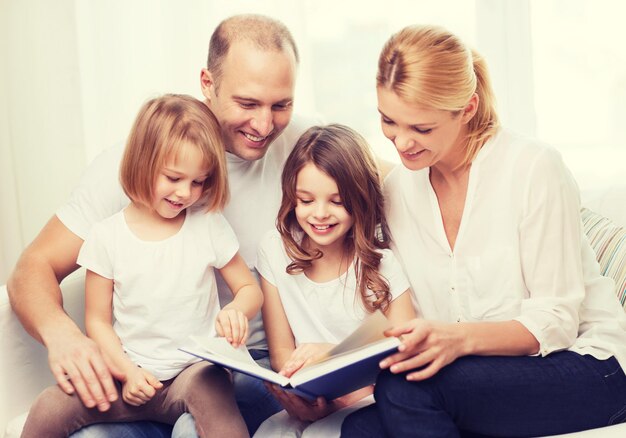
[[376, 87, 474, 172]]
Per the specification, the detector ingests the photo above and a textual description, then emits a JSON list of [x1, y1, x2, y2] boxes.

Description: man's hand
[[7, 217, 124, 411], [47, 328, 123, 411]]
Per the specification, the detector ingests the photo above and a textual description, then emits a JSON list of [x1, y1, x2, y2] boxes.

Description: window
[[530, 0, 626, 189]]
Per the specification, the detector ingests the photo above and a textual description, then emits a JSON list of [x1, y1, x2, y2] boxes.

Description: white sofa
[[2, 186, 625, 438]]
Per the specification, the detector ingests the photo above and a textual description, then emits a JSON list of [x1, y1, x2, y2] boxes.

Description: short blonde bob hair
[[120, 94, 228, 212], [377, 25, 499, 166]]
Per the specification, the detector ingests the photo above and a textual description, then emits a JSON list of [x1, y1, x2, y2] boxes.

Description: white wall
[[0, 0, 313, 283], [2, 0, 625, 283], [1, 0, 86, 280]]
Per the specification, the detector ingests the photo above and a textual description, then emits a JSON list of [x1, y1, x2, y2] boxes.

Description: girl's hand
[[380, 319, 467, 381], [265, 383, 335, 422], [122, 366, 163, 406], [215, 308, 249, 348], [280, 343, 335, 377]]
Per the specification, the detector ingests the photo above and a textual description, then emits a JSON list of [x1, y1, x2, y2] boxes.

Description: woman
[[341, 25, 626, 437]]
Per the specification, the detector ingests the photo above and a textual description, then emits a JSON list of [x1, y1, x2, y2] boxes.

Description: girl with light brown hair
[[22, 94, 263, 438]]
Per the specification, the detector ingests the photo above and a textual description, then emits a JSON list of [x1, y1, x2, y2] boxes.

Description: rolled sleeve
[[516, 148, 585, 355]]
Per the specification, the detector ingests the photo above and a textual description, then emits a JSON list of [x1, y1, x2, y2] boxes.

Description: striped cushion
[[581, 207, 626, 309]]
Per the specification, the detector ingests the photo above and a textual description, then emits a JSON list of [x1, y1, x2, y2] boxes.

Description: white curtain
[[3, 0, 623, 284], [0, 0, 483, 283], [2, 0, 86, 282], [476, 0, 536, 136]]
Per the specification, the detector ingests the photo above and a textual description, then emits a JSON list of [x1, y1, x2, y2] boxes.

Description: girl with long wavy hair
[[254, 124, 415, 436]]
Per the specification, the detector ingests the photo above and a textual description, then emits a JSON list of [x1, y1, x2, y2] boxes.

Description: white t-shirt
[[384, 128, 626, 369], [256, 230, 410, 344], [77, 209, 238, 381], [57, 114, 316, 350]]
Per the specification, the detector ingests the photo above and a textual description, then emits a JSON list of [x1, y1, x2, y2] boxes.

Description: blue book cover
[[179, 311, 399, 400]]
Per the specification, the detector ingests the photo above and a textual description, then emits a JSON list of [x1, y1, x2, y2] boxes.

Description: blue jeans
[[235, 349, 284, 434], [341, 352, 626, 438], [72, 349, 281, 437], [70, 421, 171, 438]]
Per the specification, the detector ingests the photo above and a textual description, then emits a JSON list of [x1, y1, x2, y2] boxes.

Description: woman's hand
[[380, 319, 467, 381], [121, 366, 163, 406], [280, 343, 335, 377], [215, 308, 249, 348]]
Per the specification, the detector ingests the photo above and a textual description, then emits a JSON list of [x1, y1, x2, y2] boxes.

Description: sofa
[[1, 185, 625, 438]]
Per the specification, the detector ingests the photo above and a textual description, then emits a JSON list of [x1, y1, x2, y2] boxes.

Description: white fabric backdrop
[[1, 0, 625, 283]]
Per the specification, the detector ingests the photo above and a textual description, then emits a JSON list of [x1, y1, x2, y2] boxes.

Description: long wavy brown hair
[[277, 124, 391, 312]]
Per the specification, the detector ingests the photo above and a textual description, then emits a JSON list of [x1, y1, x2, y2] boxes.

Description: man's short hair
[[207, 14, 299, 89]]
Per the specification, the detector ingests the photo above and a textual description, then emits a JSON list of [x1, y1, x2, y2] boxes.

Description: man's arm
[[7, 215, 120, 411]]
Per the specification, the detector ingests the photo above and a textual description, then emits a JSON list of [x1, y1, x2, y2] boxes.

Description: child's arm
[[85, 270, 162, 406], [384, 288, 417, 324], [260, 275, 298, 372], [260, 274, 334, 374], [216, 252, 264, 348]]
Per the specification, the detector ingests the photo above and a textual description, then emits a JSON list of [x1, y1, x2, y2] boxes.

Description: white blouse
[[384, 128, 626, 368]]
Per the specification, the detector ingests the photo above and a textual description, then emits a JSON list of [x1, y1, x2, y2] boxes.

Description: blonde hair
[[277, 124, 392, 312], [120, 94, 229, 211], [377, 25, 499, 166]]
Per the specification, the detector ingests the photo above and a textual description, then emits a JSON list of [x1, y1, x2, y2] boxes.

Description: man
[[8, 14, 313, 437]]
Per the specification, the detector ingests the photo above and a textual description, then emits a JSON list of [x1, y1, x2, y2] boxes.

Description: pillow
[[581, 208, 626, 309]]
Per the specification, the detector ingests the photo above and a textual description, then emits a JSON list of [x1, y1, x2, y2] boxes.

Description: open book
[[179, 311, 399, 400]]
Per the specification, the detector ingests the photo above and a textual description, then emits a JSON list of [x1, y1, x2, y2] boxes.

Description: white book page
[[182, 336, 290, 386], [189, 336, 258, 366], [290, 336, 400, 386], [325, 310, 392, 358]]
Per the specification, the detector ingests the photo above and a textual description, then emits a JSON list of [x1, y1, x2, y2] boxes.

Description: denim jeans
[[70, 421, 171, 438], [341, 352, 626, 438], [235, 349, 284, 434], [71, 349, 282, 438]]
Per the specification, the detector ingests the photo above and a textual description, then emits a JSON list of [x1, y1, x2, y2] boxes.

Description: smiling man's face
[[201, 40, 297, 161]]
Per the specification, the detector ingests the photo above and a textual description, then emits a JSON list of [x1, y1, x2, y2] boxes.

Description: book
[[179, 310, 399, 400]]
